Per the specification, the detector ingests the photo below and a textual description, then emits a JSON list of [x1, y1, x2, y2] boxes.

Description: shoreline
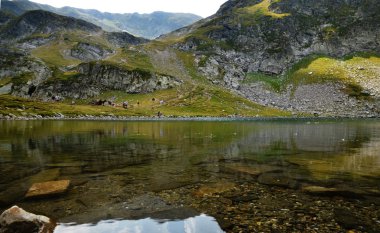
[[0, 114, 379, 121]]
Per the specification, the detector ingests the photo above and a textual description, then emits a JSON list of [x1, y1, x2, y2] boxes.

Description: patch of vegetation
[[321, 25, 337, 41], [245, 72, 286, 92], [12, 72, 34, 86], [0, 77, 12, 87], [106, 48, 154, 71], [31, 40, 81, 67], [96, 83, 291, 117], [343, 83, 371, 100], [45, 69, 81, 85], [242, 0, 290, 19]]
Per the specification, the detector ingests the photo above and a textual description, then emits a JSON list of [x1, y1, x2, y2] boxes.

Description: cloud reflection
[[54, 214, 224, 233]]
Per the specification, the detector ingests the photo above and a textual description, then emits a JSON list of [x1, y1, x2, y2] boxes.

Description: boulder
[[25, 180, 70, 198], [0, 206, 56, 233]]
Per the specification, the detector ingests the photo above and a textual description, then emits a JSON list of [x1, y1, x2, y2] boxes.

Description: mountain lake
[[0, 119, 380, 232]]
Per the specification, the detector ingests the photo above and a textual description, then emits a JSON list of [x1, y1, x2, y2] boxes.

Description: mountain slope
[[158, 0, 380, 117], [1, 0, 202, 39]]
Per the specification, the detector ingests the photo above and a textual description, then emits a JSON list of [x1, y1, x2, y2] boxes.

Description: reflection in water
[[1, 119, 380, 229], [54, 214, 224, 233]]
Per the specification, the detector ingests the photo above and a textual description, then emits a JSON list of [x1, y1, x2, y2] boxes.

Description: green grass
[[0, 81, 291, 118], [245, 72, 286, 92], [31, 40, 81, 67], [0, 77, 12, 87], [106, 48, 154, 71], [31, 31, 114, 67], [243, 0, 290, 18]]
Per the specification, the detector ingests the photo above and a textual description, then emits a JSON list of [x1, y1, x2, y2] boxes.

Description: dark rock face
[[34, 62, 182, 99], [0, 10, 101, 40], [106, 32, 149, 47]]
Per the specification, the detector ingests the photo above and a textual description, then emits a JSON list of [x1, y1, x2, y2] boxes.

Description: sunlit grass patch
[[243, 0, 290, 19]]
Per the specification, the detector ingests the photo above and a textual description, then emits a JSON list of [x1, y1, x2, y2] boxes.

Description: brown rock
[[26, 180, 70, 198], [0, 206, 56, 233], [194, 182, 235, 197]]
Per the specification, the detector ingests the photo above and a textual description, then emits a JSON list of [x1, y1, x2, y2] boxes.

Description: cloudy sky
[[30, 0, 228, 17]]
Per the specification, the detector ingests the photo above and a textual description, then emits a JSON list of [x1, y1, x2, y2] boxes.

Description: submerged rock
[[194, 182, 236, 197], [257, 172, 299, 189], [0, 206, 56, 233], [25, 180, 70, 198]]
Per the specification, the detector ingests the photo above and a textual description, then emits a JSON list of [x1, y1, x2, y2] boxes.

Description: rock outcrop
[[0, 48, 52, 97], [0, 206, 56, 233], [34, 62, 182, 99], [70, 42, 113, 61]]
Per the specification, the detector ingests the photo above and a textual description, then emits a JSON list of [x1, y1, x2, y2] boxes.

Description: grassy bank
[[0, 86, 292, 118]]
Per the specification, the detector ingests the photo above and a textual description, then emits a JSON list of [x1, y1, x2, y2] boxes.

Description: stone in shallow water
[[225, 163, 282, 176], [257, 172, 299, 189], [25, 180, 70, 198], [194, 182, 236, 197], [0, 169, 61, 206], [0, 205, 56, 233]]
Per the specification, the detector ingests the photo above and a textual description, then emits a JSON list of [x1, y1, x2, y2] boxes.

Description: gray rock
[[34, 62, 182, 99], [70, 42, 113, 61]]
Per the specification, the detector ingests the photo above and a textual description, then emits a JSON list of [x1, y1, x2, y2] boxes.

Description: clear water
[[1, 119, 380, 232]]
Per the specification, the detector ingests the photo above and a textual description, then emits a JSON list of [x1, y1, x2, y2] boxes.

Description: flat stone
[[194, 182, 235, 197], [25, 180, 70, 198], [225, 164, 281, 176], [302, 186, 338, 193], [0, 205, 56, 233]]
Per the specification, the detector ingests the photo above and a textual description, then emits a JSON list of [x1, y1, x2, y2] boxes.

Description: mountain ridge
[[1, 0, 203, 39]]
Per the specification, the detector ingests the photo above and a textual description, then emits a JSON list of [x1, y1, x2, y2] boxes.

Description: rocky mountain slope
[[161, 0, 380, 117], [0, 10, 183, 102], [1, 0, 202, 39]]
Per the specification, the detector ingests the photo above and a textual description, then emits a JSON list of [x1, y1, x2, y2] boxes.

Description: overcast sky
[[29, 0, 228, 17]]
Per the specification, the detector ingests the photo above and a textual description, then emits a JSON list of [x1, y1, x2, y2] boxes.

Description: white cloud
[[29, 0, 228, 17]]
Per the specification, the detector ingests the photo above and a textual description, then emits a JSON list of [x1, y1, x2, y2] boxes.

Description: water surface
[[1, 119, 380, 232]]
